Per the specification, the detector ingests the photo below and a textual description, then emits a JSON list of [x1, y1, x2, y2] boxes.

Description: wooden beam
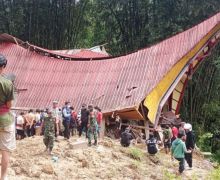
[[120, 123, 144, 129], [11, 107, 33, 111]]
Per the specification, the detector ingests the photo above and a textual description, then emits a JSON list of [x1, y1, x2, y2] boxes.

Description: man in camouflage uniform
[[87, 105, 98, 146], [0, 54, 16, 180], [42, 109, 56, 155]]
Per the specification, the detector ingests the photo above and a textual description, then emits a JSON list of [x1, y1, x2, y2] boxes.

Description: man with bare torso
[[24, 109, 35, 137]]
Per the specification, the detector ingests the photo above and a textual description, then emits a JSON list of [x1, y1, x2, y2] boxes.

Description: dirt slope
[[7, 136, 213, 180]]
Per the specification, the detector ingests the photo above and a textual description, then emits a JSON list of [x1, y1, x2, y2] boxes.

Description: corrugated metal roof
[[0, 12, 220, 118], [52, 45, 109, 57]]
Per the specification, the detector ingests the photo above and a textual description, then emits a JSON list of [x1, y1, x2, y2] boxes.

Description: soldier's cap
[[88, 104, 93, 108], [53, 100, 58, 104], [82, 103, 87, 107]]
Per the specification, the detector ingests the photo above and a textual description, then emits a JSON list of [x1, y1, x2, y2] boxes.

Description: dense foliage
[[0, 0, 220, 153]]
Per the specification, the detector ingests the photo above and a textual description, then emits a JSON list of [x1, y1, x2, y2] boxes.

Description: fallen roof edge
[[0, 33, 111, 61]]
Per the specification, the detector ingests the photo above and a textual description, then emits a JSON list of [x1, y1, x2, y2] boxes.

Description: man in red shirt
[[95, 106, 102, 138], [70, 106, 77, 136], [171, 124, 179, 143]]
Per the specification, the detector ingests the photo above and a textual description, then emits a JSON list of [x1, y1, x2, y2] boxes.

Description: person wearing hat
[[184, 123, 195, 170], [41, 108, 56, 155], [0, 54, 16, 180]]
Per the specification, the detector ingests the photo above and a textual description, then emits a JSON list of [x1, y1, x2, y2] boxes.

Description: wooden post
[[140, 103, 150, 140], [144, 120, 149, 140]]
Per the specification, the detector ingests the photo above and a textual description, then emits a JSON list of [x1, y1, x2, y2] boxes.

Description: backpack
[[163, 129, 171, 140]]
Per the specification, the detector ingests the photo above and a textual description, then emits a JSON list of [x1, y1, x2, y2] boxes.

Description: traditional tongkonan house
[[0, 12, 220, 138]]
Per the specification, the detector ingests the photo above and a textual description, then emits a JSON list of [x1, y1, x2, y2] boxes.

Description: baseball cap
[[184, 123, 192, 131]]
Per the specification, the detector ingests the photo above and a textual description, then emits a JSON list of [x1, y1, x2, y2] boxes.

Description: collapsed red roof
[[0, 12, 220, 121]]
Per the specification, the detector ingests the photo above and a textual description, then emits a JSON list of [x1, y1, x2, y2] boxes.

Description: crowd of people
[[146, 122, 195, 175], [15, 101, 103, 154], [119, 120, 196, 175], [0, 53, 197, 179]]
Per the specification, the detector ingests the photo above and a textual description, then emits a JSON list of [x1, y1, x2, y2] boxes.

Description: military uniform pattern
[[88, 116, 97, 144], [43, 117, 55, 149]]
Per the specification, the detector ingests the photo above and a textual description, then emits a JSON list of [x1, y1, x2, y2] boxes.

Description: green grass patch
[[128, 147, 144, 161], [163, 169, 180, 180], [208, 166, 220, 180]]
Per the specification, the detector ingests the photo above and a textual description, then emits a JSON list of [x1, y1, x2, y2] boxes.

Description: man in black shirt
[[120, 127, 133, 147], [184, 123, 195, 169], [146, 134, 158, 155], [79, 104, 89, 138]]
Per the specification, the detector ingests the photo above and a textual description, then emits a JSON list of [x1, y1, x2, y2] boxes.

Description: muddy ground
[[7, 136, 214, 180]]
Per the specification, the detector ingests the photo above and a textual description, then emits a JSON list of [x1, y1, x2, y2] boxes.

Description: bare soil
[[7, 136, 213, 180]]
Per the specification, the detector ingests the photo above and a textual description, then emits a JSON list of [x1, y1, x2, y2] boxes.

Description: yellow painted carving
[[144, 24, 220, 124]]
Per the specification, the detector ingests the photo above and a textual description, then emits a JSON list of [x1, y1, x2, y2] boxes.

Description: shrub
[[128, 147, 144, 161], [212, 150, 220, 163], [198, 133, 213, 152]]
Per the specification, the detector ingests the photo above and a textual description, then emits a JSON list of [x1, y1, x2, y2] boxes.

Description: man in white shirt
[[35, 109, 41, 136], [16, 112, 25, 140], [51, 101, 60, 140]]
